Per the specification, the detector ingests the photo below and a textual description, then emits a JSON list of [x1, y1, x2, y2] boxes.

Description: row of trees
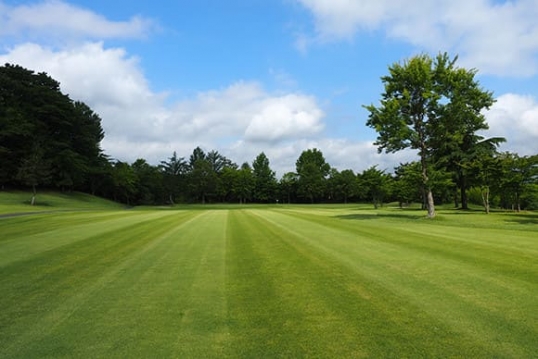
[[1, 61, 537, 211], [66, 146, 538, 211]]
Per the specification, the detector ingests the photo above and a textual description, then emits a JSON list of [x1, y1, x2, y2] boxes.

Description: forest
[[1, 61, 537, 210]]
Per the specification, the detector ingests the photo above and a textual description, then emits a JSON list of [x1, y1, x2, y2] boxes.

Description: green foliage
[[279, 171, 298, 204], [327, 168, 358, 203], [296, 148, 330, 203], [0, 64, 104, 192], [252, 152, 277, 202], [358, 166, 393, 208], [365, 53, 498, 218], [497, 152, 538, 211]]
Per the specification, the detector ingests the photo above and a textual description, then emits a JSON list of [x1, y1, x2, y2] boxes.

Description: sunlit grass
[[0, 203, 536, 357], [0, 190, 123, 214]]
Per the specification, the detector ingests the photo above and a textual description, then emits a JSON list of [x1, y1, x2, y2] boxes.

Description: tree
[[393, 162, 423, 207], [467, 154, 501, 214], [358, 166, 392, 209], [365, 53, 495, 218], [0, 64, 105, 192], [430, 62, 502, 209], [252, 152, 277, 203], [15, 143, 51, 205], [234, 162, 255, 204], [160, 151, 187, 204], [279, 172, 298, 204], [328, 169, 358, 203], [132, 159, 164, 205], [111, 161, 137, 204], [206, 150, 234, 173], [498, 153, 538, 211], [296, 149, 330, 203], [189, 146, 206, 169]]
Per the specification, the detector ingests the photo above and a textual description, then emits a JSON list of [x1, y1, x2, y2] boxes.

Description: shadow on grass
[[503, 213, 538, 225], [335, 209, 426, 221]]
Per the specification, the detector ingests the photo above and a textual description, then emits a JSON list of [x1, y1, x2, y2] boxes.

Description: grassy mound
[[0, 190, 124, 214]]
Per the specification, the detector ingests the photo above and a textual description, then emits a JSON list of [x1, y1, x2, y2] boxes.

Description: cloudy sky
[[1, 0, 537, 176]]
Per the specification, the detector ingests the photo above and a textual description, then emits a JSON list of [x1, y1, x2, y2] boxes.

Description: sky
[[1, 0, 538, 176]]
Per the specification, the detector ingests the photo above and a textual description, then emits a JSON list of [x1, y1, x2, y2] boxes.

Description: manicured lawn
[[0, 204, 536, 358], [0, 191, 124, 214]]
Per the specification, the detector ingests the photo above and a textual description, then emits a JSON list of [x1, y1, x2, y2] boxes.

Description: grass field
[[0, 194, 537, 358]]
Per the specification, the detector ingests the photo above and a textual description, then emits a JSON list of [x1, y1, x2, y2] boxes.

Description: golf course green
[[1, 194, 537, 358]]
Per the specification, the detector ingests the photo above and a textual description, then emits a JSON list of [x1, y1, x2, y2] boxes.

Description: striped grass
[[0, 205, 536, 358]]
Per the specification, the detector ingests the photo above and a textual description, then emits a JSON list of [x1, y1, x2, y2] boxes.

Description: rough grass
[[0, 203, 536, 358]]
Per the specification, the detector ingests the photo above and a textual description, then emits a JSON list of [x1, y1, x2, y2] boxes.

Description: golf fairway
[[1, 206, 536, 358]]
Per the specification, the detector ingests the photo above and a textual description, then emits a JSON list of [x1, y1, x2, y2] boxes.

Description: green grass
[[0, 190, 124, 214], [0, 203, 536, 358]]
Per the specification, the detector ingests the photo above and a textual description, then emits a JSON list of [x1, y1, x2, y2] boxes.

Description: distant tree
[[365, 53, 496, 218], [206, 150, 234, 173], [132, 159, 164, 205], [498, 153, 538, 211], [188, 155, 217, 204], [160, 151, 187, 204], [189, 146, 206, 169], [296, 149, 330, 203], [358, 166, 392, 209], [15, 143, 51, 205], [335, 169, 358, 204], [252, 152, 277, 203], [279, 172, 298, 204], [235, 162, 254, 204], [111, 161, 137, 204], [392, 162, 423, 207]]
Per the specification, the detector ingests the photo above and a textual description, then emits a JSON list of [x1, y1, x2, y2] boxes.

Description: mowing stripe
[[226, 209, 488, 357], [1, 207, 536, 358], [254, 208, 538, 358]]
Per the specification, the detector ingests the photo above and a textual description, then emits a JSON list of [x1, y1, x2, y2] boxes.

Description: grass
[[0, 190, 123, 214], [0, 198, 537, 358]]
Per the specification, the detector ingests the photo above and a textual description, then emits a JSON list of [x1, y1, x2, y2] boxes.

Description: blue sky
[[1, 0, 537, 176]]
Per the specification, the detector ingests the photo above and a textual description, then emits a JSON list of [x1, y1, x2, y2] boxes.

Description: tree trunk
[[458, 173, 469, 210], [481, 186, 490, 214], [460, 187, 468, 210], [426, 189, 435, 218], [30, 184, 36, 206], [453, 188, 459, 208], [421, 153, 435, 218]]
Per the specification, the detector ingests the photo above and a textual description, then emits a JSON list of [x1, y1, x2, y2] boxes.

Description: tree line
[[1, 60, 537, 211]]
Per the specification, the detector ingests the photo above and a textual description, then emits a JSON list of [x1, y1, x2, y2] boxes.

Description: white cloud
[[0, 0, 155, 42], [245, 94, 324, 142], [484, 93, 538, 156], [296, 0, 538, 76]]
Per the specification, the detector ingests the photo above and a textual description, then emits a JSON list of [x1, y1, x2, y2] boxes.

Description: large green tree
[[1, 64, 104, 194], [365, 53, 495, 218], [430, 61, 502, 209]]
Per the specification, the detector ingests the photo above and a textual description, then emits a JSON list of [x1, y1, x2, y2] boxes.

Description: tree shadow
[[335, 209, 426, 221], [503, 213, 538, 225]]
